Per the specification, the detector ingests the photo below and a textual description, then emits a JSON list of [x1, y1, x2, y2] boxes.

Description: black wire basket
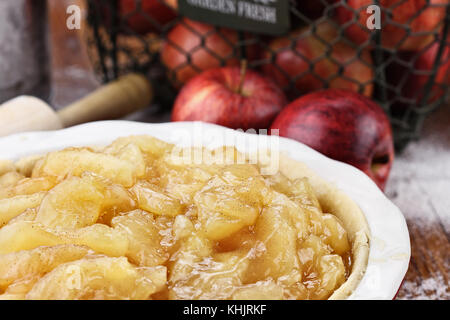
[[85, 0, 450, 150]]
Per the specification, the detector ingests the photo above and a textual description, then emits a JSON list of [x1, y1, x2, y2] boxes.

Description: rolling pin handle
[[57, 73, 153, 127]]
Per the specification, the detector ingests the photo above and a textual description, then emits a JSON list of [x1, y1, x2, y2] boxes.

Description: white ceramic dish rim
[[0, 120, 410, 300]]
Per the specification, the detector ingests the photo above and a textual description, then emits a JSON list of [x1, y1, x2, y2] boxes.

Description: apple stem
[[238, 59, 248, 95]]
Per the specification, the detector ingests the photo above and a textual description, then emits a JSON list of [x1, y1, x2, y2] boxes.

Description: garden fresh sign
[[178, 0, 290, 35]]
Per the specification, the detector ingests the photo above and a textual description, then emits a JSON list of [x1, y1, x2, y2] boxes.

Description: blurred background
[[0, 0, 448, 299]]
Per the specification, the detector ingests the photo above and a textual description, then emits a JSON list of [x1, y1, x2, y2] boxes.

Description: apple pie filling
[[0, 135, 351, 300]]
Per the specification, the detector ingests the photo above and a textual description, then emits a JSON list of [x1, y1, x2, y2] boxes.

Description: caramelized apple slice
[[322, 214, 350, 255], [131, 181, 184, 217], [0, 192, 46, 227], [0, 160, 14, 177], [0, 221, 128, 257], [169, 248, 250, 300], [35, 177, 103, 229], [232, 280, 284, 300], [111, 210, 168, 267], [0, 176, 57, 200], [0, 171, 24, 188], [0, 245, 90, 290], [245, 206, 299, 283], [315, 254, 346, 299], [107, 135, 173, 158], [26, 257, 166, 300], [33, 148, 137, 187]]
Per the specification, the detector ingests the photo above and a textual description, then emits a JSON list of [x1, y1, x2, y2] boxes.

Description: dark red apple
[[116, 0, 177, 34], [261, 20, 374, 98], [387, 38, 450, 107], [161, 18, 257, 87], [172, 66, 287, 130], [336, 0, 448, 51], [270, 89, 394, 190]]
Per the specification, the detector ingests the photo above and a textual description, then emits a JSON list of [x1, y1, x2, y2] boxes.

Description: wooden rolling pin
[[0, 73, 152, 137]]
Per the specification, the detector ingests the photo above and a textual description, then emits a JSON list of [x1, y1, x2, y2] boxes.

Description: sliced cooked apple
[[33, 148, 137, 187], [0, 192, 46, 227], [0, 245, 90, 290], [26, 256, 166, 300], [245, 206, 299, 283], [131, 181, 184, 217], [111, 210, 168, 267], [35, 177, 103, 229], [0, 221, 128, 257]]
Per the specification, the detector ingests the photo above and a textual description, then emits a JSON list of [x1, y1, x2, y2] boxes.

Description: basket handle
[[57, 73, 153, 127]]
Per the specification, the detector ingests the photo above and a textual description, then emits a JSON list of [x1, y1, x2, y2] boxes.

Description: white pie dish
[[0, 120, 410, 300]]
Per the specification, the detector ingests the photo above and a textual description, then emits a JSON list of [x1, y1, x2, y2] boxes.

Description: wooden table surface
[[385, 106, 450, 300], [47, 0, 449, 300]]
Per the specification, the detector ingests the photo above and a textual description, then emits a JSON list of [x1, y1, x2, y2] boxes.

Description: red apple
[[387, 38, 450, 107], [172, 66, 287, 130], [161, 18, 258, 87], [336, 0, 448, 51], [270, 89, 394, 190], [116, 0, 177, 34], [261, 20, 374, 98]]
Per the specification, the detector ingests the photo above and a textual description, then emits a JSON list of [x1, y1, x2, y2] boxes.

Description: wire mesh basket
[[85, 0, 450, 150]]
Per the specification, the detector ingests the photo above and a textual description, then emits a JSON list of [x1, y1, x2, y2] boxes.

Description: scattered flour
[[385, 104, 450, 300], [385, 105, 450, 229], [397, 274, 450, 300]]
